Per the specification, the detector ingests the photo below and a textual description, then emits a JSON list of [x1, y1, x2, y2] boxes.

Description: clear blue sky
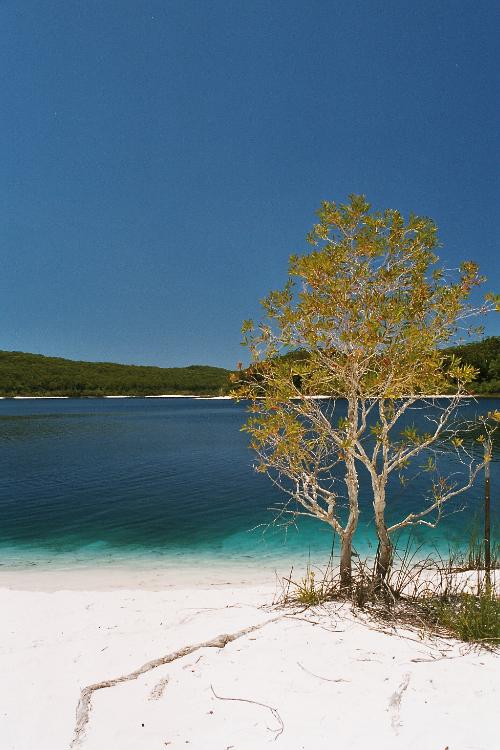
[[1, 1, 498, 368]]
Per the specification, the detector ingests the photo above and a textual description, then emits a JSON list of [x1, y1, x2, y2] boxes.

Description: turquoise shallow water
[[0, 397, 498, 570]]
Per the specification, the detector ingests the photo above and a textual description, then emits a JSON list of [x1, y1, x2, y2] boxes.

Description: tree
[[233, 195, 497, 588]]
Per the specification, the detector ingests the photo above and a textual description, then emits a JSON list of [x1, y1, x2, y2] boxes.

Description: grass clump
[[281, 561, 334, 606], [446, 521, 500, 573], [426, 589, 500, 644]]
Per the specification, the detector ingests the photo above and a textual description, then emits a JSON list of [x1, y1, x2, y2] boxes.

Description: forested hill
[[0, 351, 232, 397], [0, 337, 498, 398], [250, 337, 500, 397], [447, 336, 500, 395]]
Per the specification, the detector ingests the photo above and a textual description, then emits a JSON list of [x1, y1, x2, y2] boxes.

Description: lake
[[0, 397, 498, 570]]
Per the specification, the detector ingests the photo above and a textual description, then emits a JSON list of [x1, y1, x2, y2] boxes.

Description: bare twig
[[210, 684, 284, 739], [297, 661, 349, 683]]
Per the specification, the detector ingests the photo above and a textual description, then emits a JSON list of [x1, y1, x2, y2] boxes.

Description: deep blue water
[[0, 397, 498, 569]]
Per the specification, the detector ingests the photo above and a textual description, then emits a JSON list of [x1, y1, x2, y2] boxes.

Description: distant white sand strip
[[11, 395, 69, 399], [144, 394, 198, 398]]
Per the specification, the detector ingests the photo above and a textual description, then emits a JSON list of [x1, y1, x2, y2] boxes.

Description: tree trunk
[[340, 449, 360, 591], [372, 480, 392, 586], [375, 526, 392, 584], [339, 531, 354, 590], [484, 452, 491, 591]]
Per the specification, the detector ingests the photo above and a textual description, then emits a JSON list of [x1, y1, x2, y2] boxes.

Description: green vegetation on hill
[[0, 351, 232, 397], [0, 337, 498, 397], [234, 337, 500, 396], [447, 336, 500, 395]]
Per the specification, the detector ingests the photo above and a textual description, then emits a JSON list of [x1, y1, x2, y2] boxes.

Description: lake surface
[[0, 397, 498, 570]]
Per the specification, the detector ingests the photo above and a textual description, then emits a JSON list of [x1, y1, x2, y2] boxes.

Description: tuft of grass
[[445, 521, 500, 573], [281, 561, 334, 606], [425, 589, 500, 644], [276, 544, 343, 607], [295, 568, 323, 606]]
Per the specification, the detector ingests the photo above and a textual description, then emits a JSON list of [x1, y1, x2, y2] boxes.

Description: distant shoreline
[[2, 340, 499, 400], [1, 393, 498, 400], [0, 394, 233, 400]]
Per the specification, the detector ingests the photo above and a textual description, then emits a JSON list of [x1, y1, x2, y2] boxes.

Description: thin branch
[[210, 684, 284, 739], [296, 661, 349, 683]]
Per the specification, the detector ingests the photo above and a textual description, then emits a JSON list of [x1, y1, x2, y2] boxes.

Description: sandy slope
[[0, 569, 498, 750]]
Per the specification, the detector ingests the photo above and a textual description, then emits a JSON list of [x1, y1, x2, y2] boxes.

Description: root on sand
[[70, 615, 283, 748]]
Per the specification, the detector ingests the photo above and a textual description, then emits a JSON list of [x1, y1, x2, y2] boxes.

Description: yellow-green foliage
[[233, 194, 494, 471]]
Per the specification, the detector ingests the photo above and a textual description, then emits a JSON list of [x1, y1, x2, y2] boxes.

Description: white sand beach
[[0, 565, 498, 750]]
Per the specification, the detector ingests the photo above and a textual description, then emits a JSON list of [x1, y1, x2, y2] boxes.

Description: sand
[[0, 565, 498, 750]]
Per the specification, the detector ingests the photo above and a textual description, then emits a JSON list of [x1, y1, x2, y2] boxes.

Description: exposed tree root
[[70, 615, 283, 748]]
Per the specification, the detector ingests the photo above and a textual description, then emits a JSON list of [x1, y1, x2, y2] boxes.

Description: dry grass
[[274, 538, 499, 646]]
